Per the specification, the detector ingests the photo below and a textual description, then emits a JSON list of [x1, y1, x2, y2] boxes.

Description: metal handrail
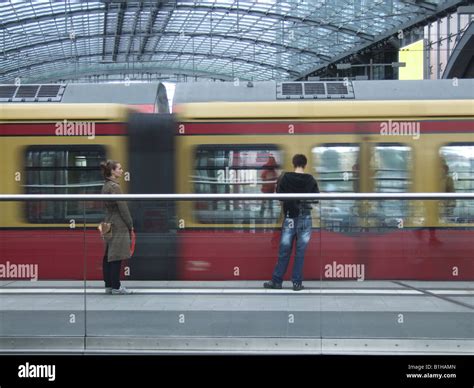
[[1, 193, 473, 201]]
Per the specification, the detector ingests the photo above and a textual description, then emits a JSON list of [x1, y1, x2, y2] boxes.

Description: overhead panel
[[277, 82, 354, 99], [0, 84, 66, 102]]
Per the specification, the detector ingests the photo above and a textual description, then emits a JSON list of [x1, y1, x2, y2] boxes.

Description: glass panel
[[24, 146, 105, 223], [439, 144, 474, 224], [193, 146, 283, 224], [0, 200, 86, 348], [320, 199, 473, 344], [2, 197, 471, 353], [84, 199, 321, 350], [312, 144, 360, 232]]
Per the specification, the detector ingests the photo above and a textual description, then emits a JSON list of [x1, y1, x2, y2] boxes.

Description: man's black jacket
[[276, 172, 319, 218]]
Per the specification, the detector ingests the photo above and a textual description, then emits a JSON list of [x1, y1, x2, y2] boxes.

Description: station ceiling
[[0, 0, 466, 83]]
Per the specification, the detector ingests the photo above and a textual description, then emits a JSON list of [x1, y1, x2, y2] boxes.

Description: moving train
[[0, 80, 473, 281]]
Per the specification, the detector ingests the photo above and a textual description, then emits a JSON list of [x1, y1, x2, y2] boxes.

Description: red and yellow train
[[1, 80, 473, 281]]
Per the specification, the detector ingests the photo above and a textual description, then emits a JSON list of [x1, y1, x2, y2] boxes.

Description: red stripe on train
[[1, 228, 472, 281], [2, 120, 473, 136], [0, 123, 126, 136], [179, 121, 474, 135], [178, 229, 474, 281]]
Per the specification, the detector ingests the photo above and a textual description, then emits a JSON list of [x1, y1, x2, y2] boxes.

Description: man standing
[[264, 154, 319, 291]]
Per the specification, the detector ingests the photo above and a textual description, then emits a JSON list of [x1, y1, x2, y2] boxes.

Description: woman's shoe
[[111, 286, 133, 295]]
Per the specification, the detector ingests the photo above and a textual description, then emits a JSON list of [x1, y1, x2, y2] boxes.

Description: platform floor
[[1, 280, 473, 354]]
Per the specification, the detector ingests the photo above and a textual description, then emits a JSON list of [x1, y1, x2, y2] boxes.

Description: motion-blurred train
[[0, 80, 473, 281]]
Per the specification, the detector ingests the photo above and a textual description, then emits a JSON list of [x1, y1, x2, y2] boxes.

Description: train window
[[439, 144, 474, 224], [312, 144, 360, 229], [371, 144, 412, 227], [24, 146, 105, 223], [193, 145, 282, 224]]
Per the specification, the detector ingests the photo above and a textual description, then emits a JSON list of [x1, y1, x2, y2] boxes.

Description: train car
[[174, 79, 474, 281], [0, 80, 473, 281], [0, 101, 177, 281]]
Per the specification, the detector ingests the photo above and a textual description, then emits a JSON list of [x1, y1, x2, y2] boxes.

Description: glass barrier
[[84, 199, 321, 351], [1, 194, 472, 353], [318, 198, 474, 350], [0, 200, 86, 350]]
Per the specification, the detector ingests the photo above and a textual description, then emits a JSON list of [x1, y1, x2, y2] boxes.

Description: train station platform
[[1, 280, 472, 355]]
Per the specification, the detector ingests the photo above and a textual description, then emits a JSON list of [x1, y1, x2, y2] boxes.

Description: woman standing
[[100, 160, 133, 295]]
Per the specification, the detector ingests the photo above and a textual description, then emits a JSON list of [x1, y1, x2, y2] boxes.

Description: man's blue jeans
[[272, 214, 312, 285]]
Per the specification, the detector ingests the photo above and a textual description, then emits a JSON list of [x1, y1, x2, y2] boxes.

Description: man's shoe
[[105, 287, 112, 294], [263, 280, 282, 289], [111, 286, 133, 295], [292, 283, 305, 291]]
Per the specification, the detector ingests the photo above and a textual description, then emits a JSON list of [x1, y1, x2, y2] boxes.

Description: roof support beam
[[399, 0, 437, 12], [137, 2, 160, 60], [1, 32, 331, 61], [111, 2, 127, 62], [101, 1, 109, 61], [0, 4, 374, 42], [174, 3, 375, 41], [145, 6, 175, 61], [18, 64, 237, 83], [1, 50, 300, 79], [125, 1, 144, 61]]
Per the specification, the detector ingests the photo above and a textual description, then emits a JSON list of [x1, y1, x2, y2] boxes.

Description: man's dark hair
[[292, 154, 307, 168]]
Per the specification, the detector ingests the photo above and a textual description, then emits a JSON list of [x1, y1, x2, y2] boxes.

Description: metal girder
[[137, 2, 161, 59], [144, 6, 175, 61], [0, 3, 374, 42], [399, 0, 438, 12], [111, 2, 127, 62], [100, 0, 176, 5], [1, 50, 299, 78], [125, 2, 144, 61], [0, 4, 147, 31], [1, 32, 331, 62], [174, 3, 376, 41], [0, 6, 105, 30], [17, 64, 237, 83], [101, 1, 109, 61]]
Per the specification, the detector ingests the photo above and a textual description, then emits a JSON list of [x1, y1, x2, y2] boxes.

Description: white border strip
[[1, 288, 473, 295], [1, 193, 474, 201]]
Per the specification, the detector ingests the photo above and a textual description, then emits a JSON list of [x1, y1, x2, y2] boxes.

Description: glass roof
[[0, 0, 455, 83]]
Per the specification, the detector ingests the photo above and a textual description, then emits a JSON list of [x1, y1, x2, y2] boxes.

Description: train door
[[363, 136, 416, 279], [311, 138, 364, 280]]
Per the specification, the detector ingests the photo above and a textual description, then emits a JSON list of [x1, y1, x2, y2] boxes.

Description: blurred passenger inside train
[[264, 154, 319, 291], [352, 162, 360, 193], [100, 160, 134, 295], [416, 157, 457, 245], [441, 157, 456, 218], [259, 155, 279, 219]]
